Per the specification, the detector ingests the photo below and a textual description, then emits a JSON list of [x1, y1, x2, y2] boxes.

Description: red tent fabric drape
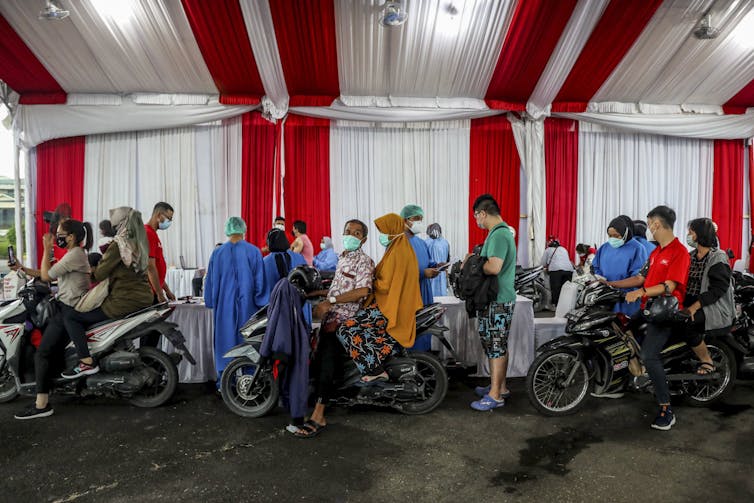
[[748, 143, 754, 272], [283, 114, 331, 252], [241, 112, 277, 249], [468, 116, 520, 251], [544, 118, 579, 257], [34, 137, 85, 264], [712, 139, 745, 260]]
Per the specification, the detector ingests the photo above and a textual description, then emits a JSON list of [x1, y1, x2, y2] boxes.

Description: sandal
[[292, 419, 327, 439], [357, 371, 389, 386], [696, 362, 716, 375]]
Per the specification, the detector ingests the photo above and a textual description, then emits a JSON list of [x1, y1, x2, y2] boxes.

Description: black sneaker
[[61, 361, 99, 380], [14, 404, 54, 420], [651, 404, 676, 431]]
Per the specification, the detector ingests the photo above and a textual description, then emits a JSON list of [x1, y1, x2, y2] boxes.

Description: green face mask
[[379, 234, 391, 247], [342, 235, 362, 251]]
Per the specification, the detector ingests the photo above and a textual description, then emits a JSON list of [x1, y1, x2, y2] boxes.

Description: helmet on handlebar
[[287, 266, 322, 296]]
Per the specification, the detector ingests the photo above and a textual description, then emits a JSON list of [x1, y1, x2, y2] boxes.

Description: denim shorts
[[477, 301, 515, 359]]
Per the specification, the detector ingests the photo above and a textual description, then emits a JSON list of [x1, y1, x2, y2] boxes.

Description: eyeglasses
[[473, 210, 483, 217], [162, 213, 173, 222]]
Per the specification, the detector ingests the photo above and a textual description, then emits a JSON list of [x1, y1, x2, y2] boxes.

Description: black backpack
[[449, 227, 505, 317]]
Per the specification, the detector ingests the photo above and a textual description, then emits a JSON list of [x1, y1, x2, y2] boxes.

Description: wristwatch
[[328, 296, 337, 305]]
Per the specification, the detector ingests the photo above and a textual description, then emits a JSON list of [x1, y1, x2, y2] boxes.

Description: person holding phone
[[425, 223, 450, 296]]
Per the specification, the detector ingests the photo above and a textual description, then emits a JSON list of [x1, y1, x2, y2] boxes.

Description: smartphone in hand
[[7, 245, 17, 267]]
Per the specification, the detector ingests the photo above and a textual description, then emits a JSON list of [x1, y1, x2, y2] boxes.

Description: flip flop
[[356, 372, 389, 387], [696, 362, 716, 375], [292, 419, 327, 439]]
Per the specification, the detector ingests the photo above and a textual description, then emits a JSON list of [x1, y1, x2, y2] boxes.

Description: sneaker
[[470, 394, 505, 411], [14, 404, 54, 420], [474, 385, 512, 400], [61, 361, 99, 380], [590, 391, 625, 399], [651, 405, 676, 431]]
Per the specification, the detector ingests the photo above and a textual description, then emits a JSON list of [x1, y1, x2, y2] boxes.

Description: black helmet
[[287, 266, 322, 295], [643, 295, 679, 323]]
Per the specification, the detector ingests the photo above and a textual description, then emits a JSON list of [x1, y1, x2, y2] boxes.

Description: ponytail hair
[[60, 219, 94, 251]]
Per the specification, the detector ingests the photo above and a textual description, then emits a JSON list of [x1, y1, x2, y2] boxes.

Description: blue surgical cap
[[225, 216, 247, 236], [400, 204, 424, 219]]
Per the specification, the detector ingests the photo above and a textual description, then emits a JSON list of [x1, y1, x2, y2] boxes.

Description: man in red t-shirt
[[623, 205, 690, 431], [145, 202, 176, 305]]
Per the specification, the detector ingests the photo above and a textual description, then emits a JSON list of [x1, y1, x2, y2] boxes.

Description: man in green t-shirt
[[469, 194, 517, 411]]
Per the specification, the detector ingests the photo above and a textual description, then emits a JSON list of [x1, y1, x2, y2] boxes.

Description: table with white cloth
[[165, 268, 204, 298], [433, 295, 535, 378], [160, 300, 216, 383]]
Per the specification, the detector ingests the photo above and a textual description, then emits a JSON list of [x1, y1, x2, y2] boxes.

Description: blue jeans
[[641, 322, 672, 405]]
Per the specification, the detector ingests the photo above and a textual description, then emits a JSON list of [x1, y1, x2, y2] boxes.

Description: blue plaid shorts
[[477, 301, 515, 359]]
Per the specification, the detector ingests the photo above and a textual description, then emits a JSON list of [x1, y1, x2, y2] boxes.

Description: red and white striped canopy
[[1, 0, 754, 115]]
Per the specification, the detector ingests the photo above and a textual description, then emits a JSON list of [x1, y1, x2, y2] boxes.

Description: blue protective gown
[[424, 236, 450, 297], [592, 238, 648, 317], [313, 248, 338, 272], [409, 234, 436, 351], [263, 250, 311, 324], [204, 240, 266, 386], [634, 236, 657, 257]]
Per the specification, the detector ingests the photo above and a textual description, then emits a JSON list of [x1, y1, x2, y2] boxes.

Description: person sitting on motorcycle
[[337, 213, 423, 383], [60, 207, 154, 379], [594, 215, 649, 317], [12, 219, 93, 420], [682, 218, 734, 375], [263, 228, 307, 299], [632, 219, 656, 256], [623, 205, 690, 431], [292, 219, 375, 438]]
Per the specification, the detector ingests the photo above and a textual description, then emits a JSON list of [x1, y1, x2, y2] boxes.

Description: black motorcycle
[[525, 280, 741, 416], [730, 272, 754, 372], [515, 265, 548, 312], [220, 302, 450, 418]]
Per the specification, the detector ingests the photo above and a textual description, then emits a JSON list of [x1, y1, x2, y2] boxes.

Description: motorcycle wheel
[[526, 349, 591, 416], [128, 347, 179, 408], [0, 363, 19, 403], [683, 342, 737, 407], [400, 352, 449, 416], [221, 358, 279, 418]]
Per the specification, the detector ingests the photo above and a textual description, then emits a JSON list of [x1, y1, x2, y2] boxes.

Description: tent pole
[[12, 143, 23, 261]]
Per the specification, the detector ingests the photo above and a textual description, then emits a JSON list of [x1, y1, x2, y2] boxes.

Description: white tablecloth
[[160, 301, 216, 383], [434, 295, 535, 378], [165, 268, 203, 298]]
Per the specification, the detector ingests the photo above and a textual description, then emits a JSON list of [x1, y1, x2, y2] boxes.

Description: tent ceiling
[[0, 0, 753, 114]]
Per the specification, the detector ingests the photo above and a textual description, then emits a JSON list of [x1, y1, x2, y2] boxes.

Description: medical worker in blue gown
[[400, 204, 440, 351], [592, 215, 649, 317], [262, 227, 311, 323], [204, 217, 266, 387], [424, 223, 450, 297], [313, 236, 338, 272]]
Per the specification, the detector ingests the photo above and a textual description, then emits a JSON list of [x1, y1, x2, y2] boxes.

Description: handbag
[[75, 278, 110, 313]]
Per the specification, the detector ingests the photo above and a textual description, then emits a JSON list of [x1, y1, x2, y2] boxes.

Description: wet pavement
[[1, 375, 753, 503]]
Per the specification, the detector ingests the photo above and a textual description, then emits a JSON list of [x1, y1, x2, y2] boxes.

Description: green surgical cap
[[225, 216, 247, 236], [400, 204, 424, 219]]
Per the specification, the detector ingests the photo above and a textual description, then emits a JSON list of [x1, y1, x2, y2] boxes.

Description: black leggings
[[312, 329, 343, 403], [62, 308, 110, 360], [549, 270, 573, 306], [35, 306, 73, 394]]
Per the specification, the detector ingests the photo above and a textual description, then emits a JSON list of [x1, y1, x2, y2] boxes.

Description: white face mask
[[274, 224, 285, 231], [409, 221, 426, 235]]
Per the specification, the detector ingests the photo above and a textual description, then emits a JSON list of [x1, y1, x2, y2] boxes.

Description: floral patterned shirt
[[326, 248, 375, 324]]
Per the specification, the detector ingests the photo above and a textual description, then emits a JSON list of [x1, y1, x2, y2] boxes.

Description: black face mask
[[56, 236, 69, 249]]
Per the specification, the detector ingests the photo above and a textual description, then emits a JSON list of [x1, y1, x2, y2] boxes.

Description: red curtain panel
[[544, 118, 579, 258], [181, 0, 264, 105], [468, 116, 521, 251], [282, 114, 331, 251], [712, 139, 745, 260], [241, 112, 277, 249], [749, 144, 754, 272], [34, 137, 85, 264], [723, 78, 754, 114]]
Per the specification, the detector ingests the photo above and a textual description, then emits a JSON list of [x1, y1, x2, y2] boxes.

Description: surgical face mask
[[274, 224, 285, 231], [686, 234, 698, 248], [158, 218, 172, 230], [409, 221, 426, 235], [379, 234, 391, 247], [56, 235, 69, 249], [607, 237, 624, 249], [342, 235, 362, 252]]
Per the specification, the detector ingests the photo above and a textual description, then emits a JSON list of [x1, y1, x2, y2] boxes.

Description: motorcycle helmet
[[287, 266, 322, 296], [642, 294, 679, 323]]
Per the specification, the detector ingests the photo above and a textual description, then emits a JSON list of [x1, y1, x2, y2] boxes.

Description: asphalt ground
[[1, 374, 753, 503]]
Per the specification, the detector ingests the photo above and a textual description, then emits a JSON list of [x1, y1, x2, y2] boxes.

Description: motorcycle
[[0, 279, 195, 408], [219, 300, 451, 418], [525, 280, 742, 416], [730, 271, 754, 372], [515, 265, 548, 312]]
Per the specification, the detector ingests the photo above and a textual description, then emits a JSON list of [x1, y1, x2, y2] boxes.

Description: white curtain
[[291, 102, 502, 122], [334, 0, 515, 106], [576, 121, 714, 249], [83, 120, 243, 268], [526, 0, 610, 119], [329, 120, 471, 263]]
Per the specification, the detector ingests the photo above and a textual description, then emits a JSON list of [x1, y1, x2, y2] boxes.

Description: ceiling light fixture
[[379, 1, 408, 28], [39, 0, 70, 21], [693, 12, 720, 39], [90, 0, 135, 24]]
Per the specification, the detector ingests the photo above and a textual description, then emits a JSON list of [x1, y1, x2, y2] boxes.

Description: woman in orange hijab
[[337, 213, 423, 383]]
